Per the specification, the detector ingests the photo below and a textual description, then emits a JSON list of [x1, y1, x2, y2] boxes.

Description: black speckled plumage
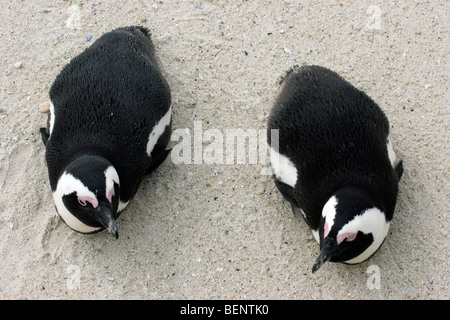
[[41, 26, 171, 233], [268, 65, 402, 232]]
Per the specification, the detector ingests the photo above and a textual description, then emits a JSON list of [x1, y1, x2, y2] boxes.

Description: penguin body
[[268, 65, 403, 271], [41, 26, 172, 238]]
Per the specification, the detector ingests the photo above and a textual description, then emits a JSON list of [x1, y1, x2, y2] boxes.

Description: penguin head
[[52, 155, 121, 239], [312, 186, 389, 272]]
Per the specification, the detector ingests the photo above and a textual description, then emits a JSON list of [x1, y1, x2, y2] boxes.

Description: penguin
[[40, 26, 172, 239], [267, 65, 403, 272]]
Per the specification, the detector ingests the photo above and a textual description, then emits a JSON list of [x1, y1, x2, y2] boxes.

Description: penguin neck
[[62, 152, 114, 181], [67, 150, 110, 168], [314, 168, 372, 197], [332, 185, 381, 210]]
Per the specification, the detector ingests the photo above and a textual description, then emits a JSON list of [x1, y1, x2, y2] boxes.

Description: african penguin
[[40, 26, 172, 238], [267, 65, 403, 272]]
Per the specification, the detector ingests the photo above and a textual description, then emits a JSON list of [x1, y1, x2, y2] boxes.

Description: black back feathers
[[42, 26, 171, 208], [268, 65, 401, 230]]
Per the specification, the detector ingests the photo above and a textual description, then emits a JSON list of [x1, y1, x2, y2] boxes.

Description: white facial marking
[[146, 106, 171, 157], [49, 101, 56, 136], [53, 172, 101, 233], [321, 195, 390, 263], [337, 232, 357, 245], [324, 221, 330, 238], [320, 196, 338, 244], [339, 207, 390, 264], [270, 147, 297, 188], [104, 166, 120, 203]]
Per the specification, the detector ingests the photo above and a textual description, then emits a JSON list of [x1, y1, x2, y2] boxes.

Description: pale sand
[[0, 0, 448, 299]]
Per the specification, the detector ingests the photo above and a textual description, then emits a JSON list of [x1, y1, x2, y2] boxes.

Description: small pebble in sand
[[14, 62, 22, 69], [39, 101, 51, 113], [86, 35, 93, 41]]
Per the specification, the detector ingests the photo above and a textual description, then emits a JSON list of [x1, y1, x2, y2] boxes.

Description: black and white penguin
[[40, 26, 172, 238], [267, 65, 403, 272]]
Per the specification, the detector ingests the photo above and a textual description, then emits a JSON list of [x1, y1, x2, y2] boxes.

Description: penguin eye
[[337, 232, 357, 244], [77, 196, 99, 208]]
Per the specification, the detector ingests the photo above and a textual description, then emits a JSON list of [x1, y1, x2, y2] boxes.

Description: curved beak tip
[[312, 253, 328, 273], [312, 260, 323, 273], [106, 218, 119, 239], [109, 226, 119, 239], [93, 206, 119, 239], [311, 237, 340, 273]]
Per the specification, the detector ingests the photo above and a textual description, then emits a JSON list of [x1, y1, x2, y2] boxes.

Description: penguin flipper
[[147, 149, 171, 174], [291, 204, 307, 221], [40, 127, 49, 146], [395, 159, 404, 181], [274, 179, 310, 223], [274, 179, 299, 208]]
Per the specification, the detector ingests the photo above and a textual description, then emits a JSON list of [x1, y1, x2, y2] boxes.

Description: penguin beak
[[312, 237, 342, 273], [92, 205, 119, 239]]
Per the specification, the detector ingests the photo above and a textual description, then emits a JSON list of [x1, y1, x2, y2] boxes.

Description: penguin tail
[[135, 26, 151, 38], [123, 25, 151, 38], [130, 26, 152, 38], [279, 65, 300, 85], [117, 26, 152, 40], [395, 159, 404, 181], [279, 64, 319, 85]]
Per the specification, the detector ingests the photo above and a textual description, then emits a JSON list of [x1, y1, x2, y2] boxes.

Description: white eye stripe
[[339, 208, 390, 264], [322, 196, 338, 240], [56, 172, 97, 199], [53, 172, 101, 233], [104, 166, 120, 203]]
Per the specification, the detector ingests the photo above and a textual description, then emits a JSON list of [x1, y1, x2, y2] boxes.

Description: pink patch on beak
[[337, 232, 357, 244], [107, 187, 115, 203], [78, 196, 98, 208], [324, 222, 330, 238]]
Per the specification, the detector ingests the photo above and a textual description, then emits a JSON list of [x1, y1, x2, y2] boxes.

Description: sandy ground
[[0, 0, 448, 300]]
